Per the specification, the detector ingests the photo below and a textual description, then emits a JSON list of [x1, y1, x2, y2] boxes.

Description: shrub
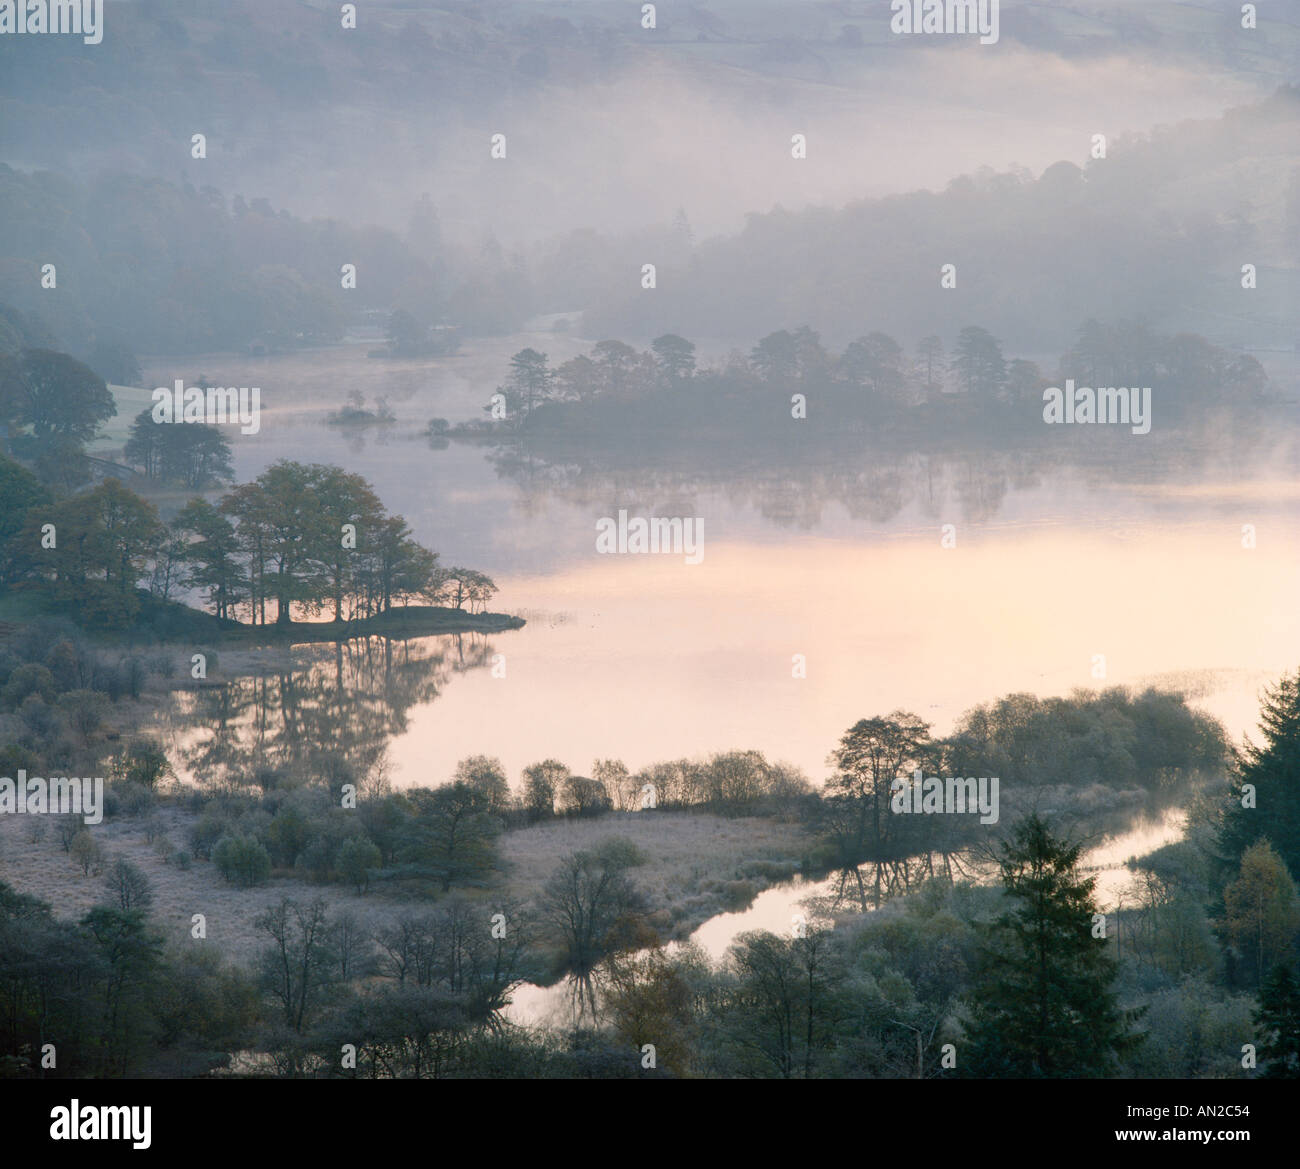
[[118, 738, 171, 789], [593, 836, 648, 870], [213, 834, 271, 888], [70, 830, 104, 876], [1, 663, 57, 709], [297, 837, 335, 884], [111, 780, 156, 817], [337, 836, 382, 894], [190, 810, 233, 859]]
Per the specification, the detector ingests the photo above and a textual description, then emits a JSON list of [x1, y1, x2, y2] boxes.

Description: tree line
[[0, 455, 496, 630], [473, 317, 1269, 438]]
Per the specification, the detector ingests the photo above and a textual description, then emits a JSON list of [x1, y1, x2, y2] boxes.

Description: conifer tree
[[964, 814, 1143, 1077], [1218, 669, 1300, 885], [1254, 963, 1300, 1078]]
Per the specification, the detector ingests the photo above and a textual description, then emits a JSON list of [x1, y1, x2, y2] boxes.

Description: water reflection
[[166, 633, 502, 790], [502, 807, 1192, 1030]]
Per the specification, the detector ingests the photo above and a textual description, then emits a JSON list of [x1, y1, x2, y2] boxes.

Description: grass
[[0, 801, 416, 965], [499, 809, 810, 939], [0, 801, 810, 967]]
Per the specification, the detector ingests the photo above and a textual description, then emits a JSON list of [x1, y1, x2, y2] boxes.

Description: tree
[[0, 455, 50, 589], [88, 339, 142, 386], [1220, 840, 1300, 988], [213, 834, 272, 888], [605, 944, 696, 1075], [397, 783, 501, 892], [541, 846, 648, 975], [423, 894, 534, 1019], [553, 354, 603, 403], [463, 570, 497, 614], [79, 904, 164, 1074], [173, 498, 243, 620], [724, 928, 840, 1078], [363, 514, 438, 615], [310, 466, 384, 621], [964, 814, 1144, 1077], [497, 348, 551, 423], [916, 335, 945, 391], [823, 712, 934, 900], [223, 461, 328, 626], [591, 340, 641, 395], [112, 739, 167, 792], [750, 330, 800, 384], [557, 774, 612, 817], [256, 897, 336, 1033], [522, 760, 564, 821], [840, 332, 906, 404], [651, 334, 696, 384], [1066, 318, 1109, 385], [594, 758, 636, 811], [30, 479, 164, 624], [70, 830, 104, 876], [1219, 669, 1300, 885], [336, 836, 381, 894], [1255, 963, 1300, 1078], [452, 756, 511, 815], [952, 326, 1007, 401], [10, 348, 116, 443], [104, 857, 154, 911], [1004, 358, 1046, 410], [125, 409, 233, 488]]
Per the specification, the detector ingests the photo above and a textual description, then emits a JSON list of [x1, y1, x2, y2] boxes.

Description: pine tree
[[1218, 669, 1300, 885], [964, 814, 1144, 1077], [1255, 963, 1300, 1078]]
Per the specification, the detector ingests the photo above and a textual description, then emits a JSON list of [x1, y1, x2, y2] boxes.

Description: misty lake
[[139, 338, 1299, 1021], [141, 338, 1300, 781]]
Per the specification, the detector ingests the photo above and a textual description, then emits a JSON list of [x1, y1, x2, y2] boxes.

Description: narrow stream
[[502, 808, 1187, 1028]]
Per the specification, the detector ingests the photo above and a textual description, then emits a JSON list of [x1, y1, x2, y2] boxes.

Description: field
[[0, 798, 810, 967]]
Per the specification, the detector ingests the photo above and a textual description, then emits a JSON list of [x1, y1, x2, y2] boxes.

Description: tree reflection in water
[[166, 633, 497, 793]]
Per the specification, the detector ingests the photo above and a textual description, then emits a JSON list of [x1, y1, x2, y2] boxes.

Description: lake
[[138, 336, 1300, 1027], [142, 339, 1300, 784]]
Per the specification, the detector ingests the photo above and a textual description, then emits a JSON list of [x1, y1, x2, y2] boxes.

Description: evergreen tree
[[1218, 669, 1300, 885], [1255, 963, 1300, 1078], [964, 814, 1144, 1077], [952, 326, 1007, 401]]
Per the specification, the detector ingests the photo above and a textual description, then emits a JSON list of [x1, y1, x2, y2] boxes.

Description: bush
[[1, 663, 57, 708], [297, 837, 335, 884], [190, 809, 233, 860], [337, 836, 382, 893], [118, 738, 171, 789], [110, 780, 156, 817], [58, 690, 108, 740], [592, 836, 648, 870], [70, 830, 104, 876], [213, 834, 271, 888]]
